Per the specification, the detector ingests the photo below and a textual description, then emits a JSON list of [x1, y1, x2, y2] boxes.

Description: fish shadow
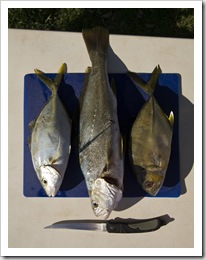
[[107, 58, 193, 210], [122, 73, 193, 200], [155, 75, 194, 195], [23, 73, 87, 197], [107, 46, 194, 199], [107, 45, 128, 73], [107, 46, 146, 209], [24, 49, 194, 202], [177, 79, 194, 194], [58, 76, 87, 194]]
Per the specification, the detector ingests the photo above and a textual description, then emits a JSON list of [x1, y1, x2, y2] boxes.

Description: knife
[[45, 216, 168, 233]]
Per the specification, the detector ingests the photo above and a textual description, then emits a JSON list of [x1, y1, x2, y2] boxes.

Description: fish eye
[[145, 181, 154, 188], [43, 179, 47, 185], [93, 202, 98, 208]]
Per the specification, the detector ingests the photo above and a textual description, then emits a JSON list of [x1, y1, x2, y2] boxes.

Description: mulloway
[[29, 63, 71, 197], [79, 27, 124, 219], [128, 65, 174, 196]]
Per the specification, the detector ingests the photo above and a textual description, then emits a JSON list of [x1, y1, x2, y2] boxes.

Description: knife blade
[[44, 217, 165, 233]]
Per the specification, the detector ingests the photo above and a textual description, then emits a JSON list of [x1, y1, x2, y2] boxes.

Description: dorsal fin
[[79, 66, 92, 112]]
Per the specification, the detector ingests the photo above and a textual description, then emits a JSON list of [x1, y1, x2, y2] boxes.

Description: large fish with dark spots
[[29, 64, 71, 197], [128, 65, 174, 196], [79, 27, 124, 219]]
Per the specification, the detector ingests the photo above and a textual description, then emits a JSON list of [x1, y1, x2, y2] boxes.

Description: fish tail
[[82, 27, 109, 62], [128, 71, 150, 94], [34, 63, 67, 94], [148, 65, 162, 93], [55, 63, 67, 86], [128, 65, 162, 96]]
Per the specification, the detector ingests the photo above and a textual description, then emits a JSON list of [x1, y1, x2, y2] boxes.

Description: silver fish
[[79, 27, 124, 219], [128, 65, 174, 196], [29, 63, 71, 197]]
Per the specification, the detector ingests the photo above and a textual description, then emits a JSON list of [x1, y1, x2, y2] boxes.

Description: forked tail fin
[[128, 65, 162, 96], [82, 27, 109, 63], [34, 63, 67, 95]]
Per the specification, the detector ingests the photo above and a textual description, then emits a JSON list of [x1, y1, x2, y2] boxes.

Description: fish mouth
[[143, 178, 163, 196], [40, 165, 62, 197], [45, 187, 58, 197], [144, 187, 159, 196], [89, 178, 123, 219], [93, 208, 111, 219], [134, 165, 164, 196]]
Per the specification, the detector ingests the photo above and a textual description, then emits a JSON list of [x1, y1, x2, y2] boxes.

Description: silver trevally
[[79, 27, 124, 219], [29, 63, 71, 197], [128, 65, 174, 196]]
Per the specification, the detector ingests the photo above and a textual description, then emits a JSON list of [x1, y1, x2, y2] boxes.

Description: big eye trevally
[[128, 65, 174, 196], [79, 27, 124, 219], [29, 63, 72, 197]]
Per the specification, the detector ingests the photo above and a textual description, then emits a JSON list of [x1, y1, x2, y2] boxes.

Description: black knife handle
[[106, 219, 161, 233]]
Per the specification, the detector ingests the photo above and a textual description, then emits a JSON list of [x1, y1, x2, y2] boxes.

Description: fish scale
[[128, 65, 174, 196], [79, 27, 124, 219], [29, 63, 72, 197]]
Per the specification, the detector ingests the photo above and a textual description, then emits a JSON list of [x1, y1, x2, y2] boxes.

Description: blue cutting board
[[24, 72, 181, 198]]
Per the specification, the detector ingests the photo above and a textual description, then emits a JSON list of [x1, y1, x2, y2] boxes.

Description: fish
[[128, 65, 174, 196], [29, 63, 72, 197], [79, 27, 124, 219]]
